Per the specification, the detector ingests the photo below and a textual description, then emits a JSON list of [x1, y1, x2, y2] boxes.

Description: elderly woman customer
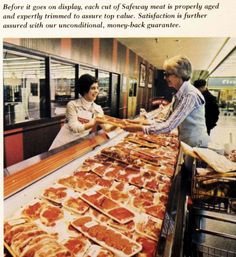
[[49, 74, 103, 150], [124, 55, 210, 148]]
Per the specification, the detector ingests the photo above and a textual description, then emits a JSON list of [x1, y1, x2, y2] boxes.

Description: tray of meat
[[98, 187, 129, 204], [80, 188, 135, 224], [63, 234, 91, 257], [42, 184, 77, 204], [135, 214, 162, 241], [62, 196, 90, 215], [21, 199, 64, 227], [4, 217, 74, 257], [57, 175, 85, 192], [71, 216, 142, 257]]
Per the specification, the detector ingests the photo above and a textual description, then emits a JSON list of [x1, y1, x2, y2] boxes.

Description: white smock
[[49, 97, 103, 150]]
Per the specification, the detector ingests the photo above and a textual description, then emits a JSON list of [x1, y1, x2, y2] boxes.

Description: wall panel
[[60, 38, 72, 59], [99, 38, 113, 70], [117, 42, 126, 74], [23, 123, 62, 160], [21, 38, 61, 55], [4, 129, 24, 167], [71, 38, 93, 64], [129, 50, 136, 78]]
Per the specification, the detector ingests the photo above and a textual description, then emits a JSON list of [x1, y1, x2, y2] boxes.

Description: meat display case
[[4, 129, 187, 257]]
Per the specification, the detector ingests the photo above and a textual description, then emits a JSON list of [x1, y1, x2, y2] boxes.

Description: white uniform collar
[[77, 96, 102, 113], [80, 96, 94, 109]]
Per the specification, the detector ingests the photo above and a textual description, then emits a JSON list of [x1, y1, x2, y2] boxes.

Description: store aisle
[[210, 110, 236, 147]]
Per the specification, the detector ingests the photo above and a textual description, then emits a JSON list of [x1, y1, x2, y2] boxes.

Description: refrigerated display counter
[[4, 128, 187, 257]]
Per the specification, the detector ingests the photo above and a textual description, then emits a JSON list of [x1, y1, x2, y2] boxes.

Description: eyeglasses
[[164, 71, 174, 77]]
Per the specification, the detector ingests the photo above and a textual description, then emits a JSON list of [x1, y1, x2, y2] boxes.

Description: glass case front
[[3, 50, 45, 125], [50, 60, 76, 117], [97, 70, 110, 108], [79, 65, 96, 77]]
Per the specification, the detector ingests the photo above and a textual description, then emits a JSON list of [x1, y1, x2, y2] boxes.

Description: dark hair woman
[[76, 73, 98, 98], [49, 74, 103, 150]]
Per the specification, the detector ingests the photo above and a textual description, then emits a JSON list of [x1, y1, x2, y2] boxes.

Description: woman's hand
[[123, 118, 151, 125], [123, 123, 144, 132], [84, 118, 96, 130], [124, 119, 141, 124]]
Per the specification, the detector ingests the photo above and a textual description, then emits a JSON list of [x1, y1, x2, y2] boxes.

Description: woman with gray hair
[[124, 55, 210, 148]]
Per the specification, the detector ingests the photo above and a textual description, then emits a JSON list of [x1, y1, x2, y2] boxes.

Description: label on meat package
[[84, 221, 98, 228], [86, 190, 97, 196], [8, 218, 28, 226], [135, 214, 162, 241], [84, 244, 114, 257]]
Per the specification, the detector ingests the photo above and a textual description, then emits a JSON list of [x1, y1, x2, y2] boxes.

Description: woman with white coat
[[49, 74, 103, 150]]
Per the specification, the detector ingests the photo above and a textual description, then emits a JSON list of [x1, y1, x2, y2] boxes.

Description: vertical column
[[60, 38, 71, 58], [93, 38, 100, 66], [112, 39, 119, 117], [124, 48, 130, 117], [125, 48, 130, 74], [135, 54, 139, 77], [112, 39, 118, 71], [40, 57, 51, 118], [135, 54, 139, 115]]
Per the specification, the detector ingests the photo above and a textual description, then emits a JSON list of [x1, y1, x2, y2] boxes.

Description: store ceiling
[[117, 37, 236, 80]]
